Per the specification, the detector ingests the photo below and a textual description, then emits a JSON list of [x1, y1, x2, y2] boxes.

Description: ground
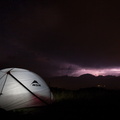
[[1, 87, 120, 120]]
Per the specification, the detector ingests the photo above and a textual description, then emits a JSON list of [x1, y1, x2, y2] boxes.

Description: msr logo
[[31, 80, 41, 86]]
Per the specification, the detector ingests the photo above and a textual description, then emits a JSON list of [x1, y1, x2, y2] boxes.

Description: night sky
[[1, 0, 120, 77]]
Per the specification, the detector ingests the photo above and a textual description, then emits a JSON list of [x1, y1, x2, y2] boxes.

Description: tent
[[0, 68, 53, 111]]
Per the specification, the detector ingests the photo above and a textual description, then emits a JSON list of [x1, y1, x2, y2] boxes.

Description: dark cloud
[[0, 0, 120, 76]]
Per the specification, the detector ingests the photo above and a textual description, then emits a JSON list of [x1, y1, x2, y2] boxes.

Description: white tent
[[0, 68, 53, 111]]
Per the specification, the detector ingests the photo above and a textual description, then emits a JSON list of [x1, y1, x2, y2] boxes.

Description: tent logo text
[[31, 80, 41, 86]]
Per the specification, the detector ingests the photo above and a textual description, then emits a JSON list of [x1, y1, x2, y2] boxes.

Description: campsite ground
[[2, 87, 120, 120]]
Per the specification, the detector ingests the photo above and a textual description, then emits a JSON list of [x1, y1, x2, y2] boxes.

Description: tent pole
[[7, 71, 49, 105], [0, 74, 8, 95]]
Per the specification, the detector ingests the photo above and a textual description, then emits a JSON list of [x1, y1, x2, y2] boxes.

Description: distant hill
[[45, 74, 120, 90]]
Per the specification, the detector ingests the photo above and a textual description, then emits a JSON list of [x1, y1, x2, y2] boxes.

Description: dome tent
[[0, 68, 53, 111]]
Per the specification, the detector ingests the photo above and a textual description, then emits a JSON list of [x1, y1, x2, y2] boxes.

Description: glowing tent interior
[[0, 68, 53, 111]]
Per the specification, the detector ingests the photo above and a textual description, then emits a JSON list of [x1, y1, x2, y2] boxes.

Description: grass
[[2, 87, 120, 119]]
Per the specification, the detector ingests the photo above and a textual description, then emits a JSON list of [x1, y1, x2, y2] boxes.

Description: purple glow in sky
[[71, 68, 120, 77], [56, 63, 120, 77]]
